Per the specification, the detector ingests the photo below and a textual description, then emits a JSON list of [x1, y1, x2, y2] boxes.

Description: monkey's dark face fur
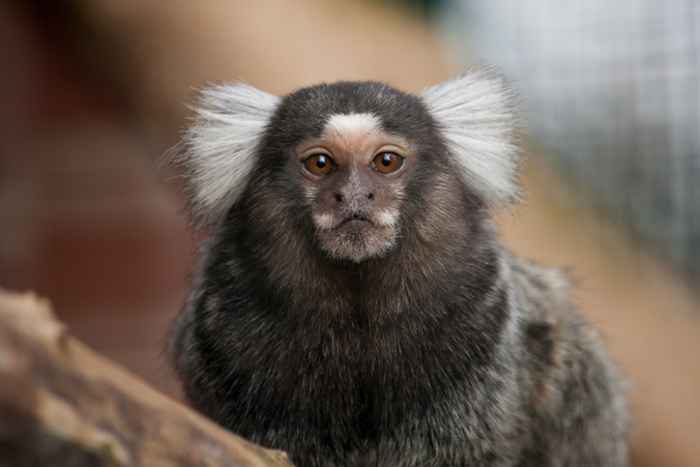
[[171, 72, 628, 467], [254, 82, 465, 263]]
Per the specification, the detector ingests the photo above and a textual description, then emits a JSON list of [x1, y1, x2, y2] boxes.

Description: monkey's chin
[[316, 224, 397, 263]]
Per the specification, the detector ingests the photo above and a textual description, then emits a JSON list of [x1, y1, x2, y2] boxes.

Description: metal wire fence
[[446, 0, 700, 283]]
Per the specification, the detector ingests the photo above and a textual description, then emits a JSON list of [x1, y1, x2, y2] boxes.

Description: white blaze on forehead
[[324, 113, 381, 136]]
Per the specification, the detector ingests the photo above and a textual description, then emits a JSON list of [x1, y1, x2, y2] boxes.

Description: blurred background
[[0, 1, 697, 466]]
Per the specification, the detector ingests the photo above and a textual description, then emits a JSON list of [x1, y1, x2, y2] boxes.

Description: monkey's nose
[[333, 192, 374, 204]]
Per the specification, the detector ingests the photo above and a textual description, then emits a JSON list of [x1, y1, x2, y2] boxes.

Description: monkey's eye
[[372, 152, 404, 174], [304, 154, 335, 176]]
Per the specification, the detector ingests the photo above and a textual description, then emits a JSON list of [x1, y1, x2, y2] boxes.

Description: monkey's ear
[[422, 68, 520, 205], [176, 83, 280, 227]]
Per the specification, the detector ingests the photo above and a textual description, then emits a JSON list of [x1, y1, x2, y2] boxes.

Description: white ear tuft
[[422, 68, 520, 205], [178, 83, 280, 227]]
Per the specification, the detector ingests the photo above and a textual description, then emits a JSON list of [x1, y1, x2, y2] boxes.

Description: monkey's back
[[509, 256, 628, 466]]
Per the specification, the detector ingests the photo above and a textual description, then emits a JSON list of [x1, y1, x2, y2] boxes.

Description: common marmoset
[[170, 70, 628, 467]]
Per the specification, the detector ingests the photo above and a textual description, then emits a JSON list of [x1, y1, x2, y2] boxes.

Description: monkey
[[169, 69, 628, 467]]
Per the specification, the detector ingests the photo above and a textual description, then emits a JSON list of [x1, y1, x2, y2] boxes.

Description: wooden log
[[0, 289, 292, 467]]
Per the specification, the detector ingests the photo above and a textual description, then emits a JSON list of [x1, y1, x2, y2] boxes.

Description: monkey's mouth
[[316, 212, 398, 262], [336, 214, 372, 229]]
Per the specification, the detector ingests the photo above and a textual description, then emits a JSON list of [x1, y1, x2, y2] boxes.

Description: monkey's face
[[252, 82, 446, 265], [295, 114, 411, 262]]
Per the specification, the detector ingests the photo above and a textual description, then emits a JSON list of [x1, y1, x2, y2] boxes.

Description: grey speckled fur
[[170, 72, 628, 467]]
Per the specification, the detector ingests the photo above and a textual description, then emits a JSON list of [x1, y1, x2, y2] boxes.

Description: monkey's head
[[178, 70, 518, 263]]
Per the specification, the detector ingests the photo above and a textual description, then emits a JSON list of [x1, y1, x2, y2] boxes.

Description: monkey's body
[[171, 74, 627, 466]]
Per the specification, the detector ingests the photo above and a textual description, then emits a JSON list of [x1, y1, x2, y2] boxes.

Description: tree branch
[[0, 289, 292, 467]]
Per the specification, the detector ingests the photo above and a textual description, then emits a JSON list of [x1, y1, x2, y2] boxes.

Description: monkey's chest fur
[[184, 300, 521, 467], [173, 244, 626, 467], [175, 256, 538, 466]]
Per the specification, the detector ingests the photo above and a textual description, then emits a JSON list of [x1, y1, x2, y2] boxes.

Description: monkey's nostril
[[334, 193, 344, 203], [367, 193, 374, 200]]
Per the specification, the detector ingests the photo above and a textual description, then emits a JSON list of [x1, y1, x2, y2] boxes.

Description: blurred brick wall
[[0, 3, 191, 396]]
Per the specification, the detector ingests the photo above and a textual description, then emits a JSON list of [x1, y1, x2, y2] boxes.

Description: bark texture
[[0, 289, 292, 467]]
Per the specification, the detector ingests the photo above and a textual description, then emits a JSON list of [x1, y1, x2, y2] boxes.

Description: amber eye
[[372, 152, 404, 174], [304, 153, 335, 176]]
